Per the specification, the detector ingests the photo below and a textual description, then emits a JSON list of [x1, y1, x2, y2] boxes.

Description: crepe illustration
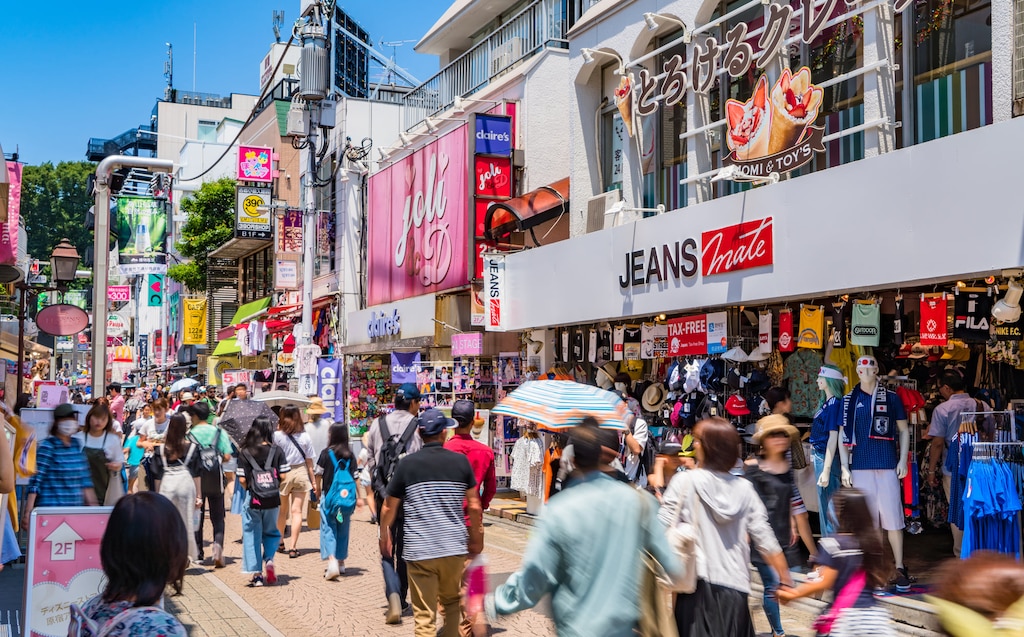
[[725, 75, 771, 161], [614, 74, 635, 138], [767, 67, 823, 155]]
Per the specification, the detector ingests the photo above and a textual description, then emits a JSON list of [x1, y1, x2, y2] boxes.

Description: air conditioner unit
[[491, 37, 524, 77], [585, 189, 621, 234]]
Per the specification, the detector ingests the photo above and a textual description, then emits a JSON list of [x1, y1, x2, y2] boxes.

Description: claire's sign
[[474, 114, 513, 155], [368, 308, 401, 339]]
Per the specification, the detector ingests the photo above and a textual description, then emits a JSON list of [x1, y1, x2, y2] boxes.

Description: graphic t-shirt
[[809, 396, 842, 453], [893, 298, 905, 346], [613, 326, 625, 361], [783, 348, 824, 418], [798, 305, 825, 349], [850, 302, 881, 347], [919, 295, 948, 346], [778, 310, 795, 352], [830, 302, 848, 348]]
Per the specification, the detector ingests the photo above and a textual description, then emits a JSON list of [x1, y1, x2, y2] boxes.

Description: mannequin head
[[856, 356, 879, 388], [817, 365, 847, 405]]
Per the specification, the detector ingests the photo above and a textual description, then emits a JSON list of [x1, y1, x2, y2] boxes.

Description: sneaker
[[385, 592, 402, 624], [212, 543, 224, 569], [325, 558, 341, 581], [339, 561, 346, 575], [265, 561, 277, 585], [894, 567, 912, 593], [247, 574, 264, 587]]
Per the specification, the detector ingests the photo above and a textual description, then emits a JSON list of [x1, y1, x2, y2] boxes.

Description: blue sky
[[0, 1, 444, 165]]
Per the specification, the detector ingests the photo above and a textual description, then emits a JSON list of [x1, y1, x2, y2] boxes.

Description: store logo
[[852, 325, 878, 337], [701, 217, 774, 277], [618, 239, 699, 288], [367, 309, 401, 339], [475, 115, 513, 155]]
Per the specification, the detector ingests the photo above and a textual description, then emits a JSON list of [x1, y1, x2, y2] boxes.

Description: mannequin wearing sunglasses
[[840, 356, 912, 591]]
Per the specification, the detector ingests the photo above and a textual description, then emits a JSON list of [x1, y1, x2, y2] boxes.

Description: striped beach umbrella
[[493, 380, 629, 430]]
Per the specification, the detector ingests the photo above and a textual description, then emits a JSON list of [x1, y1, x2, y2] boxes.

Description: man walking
[[489, 425, 681, 635], [380, 408, 483, 637], [367, 383, 423, 623]]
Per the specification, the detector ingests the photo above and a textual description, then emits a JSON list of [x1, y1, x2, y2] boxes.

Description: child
[[122, 430, 146, 494], [778, 488, 897, 636]]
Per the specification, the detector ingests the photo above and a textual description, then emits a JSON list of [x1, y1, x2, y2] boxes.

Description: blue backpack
[[323, 450, 357, 513]]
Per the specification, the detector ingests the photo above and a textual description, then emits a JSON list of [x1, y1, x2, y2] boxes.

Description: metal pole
[[301, 111, 319, 346], [91, 155, 174, 399]]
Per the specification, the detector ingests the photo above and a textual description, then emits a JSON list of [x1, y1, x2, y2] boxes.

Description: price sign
[[107, 286, 131, 303]]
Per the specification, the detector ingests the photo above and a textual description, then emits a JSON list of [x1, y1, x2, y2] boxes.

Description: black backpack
[[241, 447, 281, 509], [371, 414, 418, 500], [190, 429, 224, 494]]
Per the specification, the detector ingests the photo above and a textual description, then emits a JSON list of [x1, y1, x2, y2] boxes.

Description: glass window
[[650, 32, 688, 210], [197, 120, 217, 143]]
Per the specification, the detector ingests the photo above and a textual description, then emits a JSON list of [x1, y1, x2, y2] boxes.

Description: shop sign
[[484, 254, 506, 332], [182, 298, 207, 346], [106, 313, 128, 337], [995, 323, 1023, 341], [474, 157, 513, 199], [55, 335, 73, 352], [367, 127, 469, 305], [221, 369, 252, 388], [667, 314, 707, 356], [706, 311, 728, 354], [0, 161, 22, 264], [137, 334, 148, 370], [107, 285, 131, 303], [618, 239, 699, 288], [277, 209, 303, 253], [367, 308, 401, 339], [317, 359, 344, 422], [391, 351, 422, 384], [474, 114, 513, 155], [236, 186, 273, 239], [701, 217, 773, 277], [237, 145, 274, 183], [274, 253, 300, 290], [452, 332, 484, 357]]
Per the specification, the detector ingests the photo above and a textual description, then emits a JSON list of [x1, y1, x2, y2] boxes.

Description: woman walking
[[659, 417, 793, 637], [240, 416, 289, 587], [76, 404, 125, 505], [317, 423, 360, 580], [25, 404, 98, 514], [779, 489, 897, 636], [149, 414, 202, 561], [274, 405, 318, 558]]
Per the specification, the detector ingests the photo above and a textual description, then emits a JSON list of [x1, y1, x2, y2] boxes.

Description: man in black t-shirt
[[380, 408, 483, 636]]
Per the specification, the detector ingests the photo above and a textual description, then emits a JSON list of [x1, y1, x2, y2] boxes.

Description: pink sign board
[[451, 332, 484, 357], [237, 145, 274, 183], [367, 127, 469, 305], [0, 162, 22, 264], [26, 508, 112, 637], [107, 285, 131, 303]]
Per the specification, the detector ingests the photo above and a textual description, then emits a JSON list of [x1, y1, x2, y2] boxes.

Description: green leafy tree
[[167, 177, 235, 291], [21, 161, 95, 262]]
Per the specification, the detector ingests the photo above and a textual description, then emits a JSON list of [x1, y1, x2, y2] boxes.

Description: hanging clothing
[[961, 456, 1022, 559], [782, 349, 823, 418], [509, 436, 544, 497]]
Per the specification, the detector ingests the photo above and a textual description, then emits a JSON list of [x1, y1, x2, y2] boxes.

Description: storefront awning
[[209, 237, 272, 261], [231, 297, 272, 324], [212, 339, 241, 357], [484, 177, 569, 244]]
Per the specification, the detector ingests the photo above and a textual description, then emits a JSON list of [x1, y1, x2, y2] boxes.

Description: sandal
[[277, 542, 287, 554], [288, 549, 300, 559]]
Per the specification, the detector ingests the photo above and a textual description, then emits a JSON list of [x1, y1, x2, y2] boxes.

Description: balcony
[[402, 0, 574, 129]]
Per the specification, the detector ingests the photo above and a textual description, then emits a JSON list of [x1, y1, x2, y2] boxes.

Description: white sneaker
[[325, 558, 341, 581]]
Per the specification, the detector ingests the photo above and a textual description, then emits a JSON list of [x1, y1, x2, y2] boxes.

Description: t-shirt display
[[850, 302, 881, 347], [778, 309, 795, 352], [798, 304, 825, 349], [830, 301, 848, 348], [783, 349, 824, 418]]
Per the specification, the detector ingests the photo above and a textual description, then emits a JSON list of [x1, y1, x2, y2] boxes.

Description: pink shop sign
[[367, 127, 469, 305], [452, 332, 483, 357]]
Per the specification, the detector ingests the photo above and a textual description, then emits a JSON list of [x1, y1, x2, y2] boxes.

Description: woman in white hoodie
[[659, 417, 794, 637]]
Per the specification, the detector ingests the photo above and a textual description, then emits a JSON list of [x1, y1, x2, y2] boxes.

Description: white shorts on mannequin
[[852, 469, 905, 531]]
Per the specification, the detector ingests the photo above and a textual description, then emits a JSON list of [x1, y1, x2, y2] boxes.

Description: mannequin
[[813, 366, 851, 537], [839, 356, 911, 590]]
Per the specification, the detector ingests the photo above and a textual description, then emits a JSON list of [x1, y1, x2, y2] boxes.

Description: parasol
[[169, 378, 199, 393], [218, 398, 278, 443], [492, 380, 629, 430], [253, 391, 313, 409]]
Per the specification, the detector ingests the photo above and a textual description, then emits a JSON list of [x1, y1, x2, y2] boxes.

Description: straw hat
[[306, 397, 329, 415], [751, 414, 799, 444], [642, 382, 667, 412]]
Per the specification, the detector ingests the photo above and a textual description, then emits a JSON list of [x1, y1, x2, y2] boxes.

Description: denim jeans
[[320, 505, 356, 561], [242, 499, 281, 573], [755, 561, 784, 636], [811, 448, 841, 537]]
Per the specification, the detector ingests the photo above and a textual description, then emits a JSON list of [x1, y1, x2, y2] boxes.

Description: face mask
[[57, 420, 79, 437]]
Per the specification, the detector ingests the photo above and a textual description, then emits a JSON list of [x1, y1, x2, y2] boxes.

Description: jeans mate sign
[[367, 127, 469, 305]]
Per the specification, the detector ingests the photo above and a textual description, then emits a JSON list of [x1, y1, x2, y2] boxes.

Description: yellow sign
[[182, 298, 208, 345]]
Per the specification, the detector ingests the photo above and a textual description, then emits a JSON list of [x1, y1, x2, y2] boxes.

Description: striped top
[[387, 443, 477, 562]]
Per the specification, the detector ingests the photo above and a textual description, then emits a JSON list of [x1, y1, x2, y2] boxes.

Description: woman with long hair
[[73, 493, 187, 636], [76, 404, 124, 504], [779, 488, 896, 636], [273, 405, 318, 558], [149, 414, 201, 561], [240, 416, 289, 587], [317, 423, 360, 580]]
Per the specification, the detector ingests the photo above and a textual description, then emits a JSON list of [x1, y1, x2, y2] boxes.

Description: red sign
[[667, 315, 708, 356], [700, 216, 774, 277], [474, 156, 512, 199], [919, 295, 948, 346], [107, 285, 131, 303]]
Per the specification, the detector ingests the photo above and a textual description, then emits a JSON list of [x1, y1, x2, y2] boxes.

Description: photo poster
[[497, 353, 521, 386], [116, 196, 167, 274]]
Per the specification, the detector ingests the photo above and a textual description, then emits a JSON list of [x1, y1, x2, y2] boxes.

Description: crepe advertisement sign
[[724, 67, 825, 177]]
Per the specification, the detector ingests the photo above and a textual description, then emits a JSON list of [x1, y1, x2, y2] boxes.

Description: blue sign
[[474, 115, 513, 156]]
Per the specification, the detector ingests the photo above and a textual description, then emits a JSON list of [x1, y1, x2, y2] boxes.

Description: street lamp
[[17, 239, 81, 399]]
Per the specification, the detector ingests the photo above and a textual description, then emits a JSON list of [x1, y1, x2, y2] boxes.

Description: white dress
[[509, 437, 544, 497]]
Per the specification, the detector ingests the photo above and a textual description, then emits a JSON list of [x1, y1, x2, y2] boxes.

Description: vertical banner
[[146, 274, 163, 307], [117, 196, 167, 274], [137, 334, 149, 371], [182, 298, 208, 345], [0, 162, 22, 264], [483, 253, 506, 332], [277, 209, 303, 252], [316, 358, 343, 422], [391, 351, 422, 384]]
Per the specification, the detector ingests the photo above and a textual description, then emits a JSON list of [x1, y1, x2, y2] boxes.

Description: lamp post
[[17, 238, 81, 398]]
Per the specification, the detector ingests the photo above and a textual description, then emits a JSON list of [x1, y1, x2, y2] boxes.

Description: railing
[[402, 0, 574, 129], [254, 78, 300, 117]]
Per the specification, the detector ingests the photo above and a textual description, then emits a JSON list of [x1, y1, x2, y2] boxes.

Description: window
[[651, 32, 688, 210], [600, 64, 627, 193], [197, 120, 218, 143]]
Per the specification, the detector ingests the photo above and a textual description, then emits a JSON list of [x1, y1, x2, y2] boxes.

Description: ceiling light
[[993, 278, 1023, 324], [643, 13, 660, 31]]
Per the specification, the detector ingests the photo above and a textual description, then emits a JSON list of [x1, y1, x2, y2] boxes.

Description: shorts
[[279, 465, 311, 497], [127, 465, 139, 481], [852, 469, 905, 531], [222, 458, 238, 473], [356, 480, 367, 501]]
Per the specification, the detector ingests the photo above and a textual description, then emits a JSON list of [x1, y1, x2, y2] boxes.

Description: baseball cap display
[[725, 394, 750, 416], [908, 344, 928, 359], [699, 359, 725, 393], [417, 408, 458, 436], [722, 346, 749, 363]]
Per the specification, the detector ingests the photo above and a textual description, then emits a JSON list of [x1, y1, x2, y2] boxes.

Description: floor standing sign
[[24, 507, 113, 637]]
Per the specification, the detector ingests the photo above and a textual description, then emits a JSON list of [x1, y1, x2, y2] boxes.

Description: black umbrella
[[219, 398, 278, 444]]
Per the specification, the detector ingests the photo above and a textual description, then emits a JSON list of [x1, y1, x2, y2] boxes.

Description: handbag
[[662, 475, 700, 594], [790, 437, 808, 470], [104, 469, 125, 506], [307, 490, 321, 530], [636, 491, 679, 637]]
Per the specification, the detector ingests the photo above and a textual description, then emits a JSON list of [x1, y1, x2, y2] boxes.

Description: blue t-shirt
[[809, 396, 842, 453], [844, 385, 906, 470], [123, 435, 145, 467]]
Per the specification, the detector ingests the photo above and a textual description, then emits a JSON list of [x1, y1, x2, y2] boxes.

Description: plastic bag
[[464, 554, 490, 636]]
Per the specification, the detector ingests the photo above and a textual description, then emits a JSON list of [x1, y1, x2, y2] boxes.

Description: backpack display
[[191, 428, 224, 494], [241, 447, 281, 509], [323, 450, 358, 514], [371, 414, 418, 500]]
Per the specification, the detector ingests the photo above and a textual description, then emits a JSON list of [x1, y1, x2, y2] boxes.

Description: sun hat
[[596, 362, 618, 390], [722, 346, 749, 363], [747, 347, 769, 362], [306, 397, 329, 415], [642, 383, 667, 413], [751, 413, 800, 444]]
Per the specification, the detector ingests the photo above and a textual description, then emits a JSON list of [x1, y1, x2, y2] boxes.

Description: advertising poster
[[236, 186, 273, 239], [116, 196, 167, 275], [237, 145, 274, 183], [182, 298, 208, 345], [277, 209, 302, 253], [706, 311, 728, 354], [497, 353, 520, 385], [0, 161, 22, 264], [317, 358, 344, 422]]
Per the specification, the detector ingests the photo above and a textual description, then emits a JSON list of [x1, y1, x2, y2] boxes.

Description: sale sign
[[667, 315, 707, 356], [701, 217, 774, 277], [25, 508, 112, 637], [107, 285, 131, 303]]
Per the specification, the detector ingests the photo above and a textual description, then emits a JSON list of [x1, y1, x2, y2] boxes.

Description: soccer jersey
[[843, 385, 907, 470], [810, 396, 842, 454]]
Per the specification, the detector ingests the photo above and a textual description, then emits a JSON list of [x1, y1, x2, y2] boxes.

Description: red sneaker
[[265, 561, 277, 585]]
